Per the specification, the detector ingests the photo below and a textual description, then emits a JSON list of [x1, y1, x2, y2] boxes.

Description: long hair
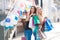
[[29, 6, 36, 15], [37, 7, 42, 16]]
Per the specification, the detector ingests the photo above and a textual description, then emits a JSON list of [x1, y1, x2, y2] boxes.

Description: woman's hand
[[30, 13, 33, 17]]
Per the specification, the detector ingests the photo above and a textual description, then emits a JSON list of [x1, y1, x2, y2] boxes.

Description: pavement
[[12, 23, 60, 40]]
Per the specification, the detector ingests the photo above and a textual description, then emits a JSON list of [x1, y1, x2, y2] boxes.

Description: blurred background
[[0, 0, 60, 40]]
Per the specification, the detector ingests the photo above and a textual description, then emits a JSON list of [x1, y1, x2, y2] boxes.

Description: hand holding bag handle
[[38, 26, 46, 40]]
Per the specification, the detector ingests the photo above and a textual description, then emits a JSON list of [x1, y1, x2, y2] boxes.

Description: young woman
[[36, 7, 46, 40], [24, 6, 36, 40], [36, 7, 44, 31]]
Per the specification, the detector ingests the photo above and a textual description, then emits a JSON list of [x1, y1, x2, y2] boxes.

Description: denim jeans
[[33, 25, 39, 40], [24, 29, 32, 40]]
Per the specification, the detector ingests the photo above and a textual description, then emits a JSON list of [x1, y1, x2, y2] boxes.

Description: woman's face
[[37, 8, 42, 15], [30, 7, 35, 13]]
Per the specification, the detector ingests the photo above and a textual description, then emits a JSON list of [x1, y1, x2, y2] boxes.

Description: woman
[[24, 6, 36, 40], [28, 6, 41, 40], [36, 7, 44, 31], [36, 7, 46, 40]]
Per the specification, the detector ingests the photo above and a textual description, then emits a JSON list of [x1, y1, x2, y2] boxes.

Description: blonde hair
[[36, 6, 42, 16]]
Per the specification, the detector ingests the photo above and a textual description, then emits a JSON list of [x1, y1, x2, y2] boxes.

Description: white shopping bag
[[29, 17, 34, 30], [31, 33, 35, 40]]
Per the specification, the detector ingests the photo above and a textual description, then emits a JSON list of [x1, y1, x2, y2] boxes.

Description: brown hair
[[29, 6, 36, 15]]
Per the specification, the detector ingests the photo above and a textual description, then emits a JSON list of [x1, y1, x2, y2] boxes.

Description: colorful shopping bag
[[29, 17, 34, 29], [33, 15, 40, 25], [44, 18, 53, 31], [21, 37, 26, 40]]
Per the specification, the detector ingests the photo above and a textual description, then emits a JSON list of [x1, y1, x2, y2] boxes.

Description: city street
[[12, 23, 60, 40], [0, 0, 60, 40]]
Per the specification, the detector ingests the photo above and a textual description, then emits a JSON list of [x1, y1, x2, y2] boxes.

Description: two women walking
[[24, 6, 46, 40]]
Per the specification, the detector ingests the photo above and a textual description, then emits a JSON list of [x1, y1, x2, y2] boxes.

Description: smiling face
[[30, 6, 36, 15], [30, 7, 35, 13], [37, 7, 42, 16]]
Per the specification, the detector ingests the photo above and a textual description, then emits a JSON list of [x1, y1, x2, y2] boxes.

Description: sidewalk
[[45, 22, 60, 40], [13, 23, 60, 40]]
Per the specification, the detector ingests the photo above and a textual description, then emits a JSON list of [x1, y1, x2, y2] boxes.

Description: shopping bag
[[29, 17, 34, 29], [38, 30, 46, 39], [32, 18, 34, 26], [21, 37, 26, 40], [44, 19, 53, 31], [33, 15, 40, 25], [38, 26, 46, 40], [31, 34, 35, 40]]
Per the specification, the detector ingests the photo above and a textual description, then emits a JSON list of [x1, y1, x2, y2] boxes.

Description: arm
[[25, 13, 33, 21], [38, 15, 43, 25]]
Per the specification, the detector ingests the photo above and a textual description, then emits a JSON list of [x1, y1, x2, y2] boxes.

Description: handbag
[[44, 18, 53, 31], [29, 17, 34, 29], [33, 15, 40, 25]]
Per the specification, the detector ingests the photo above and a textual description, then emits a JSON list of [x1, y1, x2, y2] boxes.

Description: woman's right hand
[[30, 13, 33, 17], [25, 13, 32, 21]]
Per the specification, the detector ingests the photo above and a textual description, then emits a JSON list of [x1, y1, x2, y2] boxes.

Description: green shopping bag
[[33, 15, 40, 25]]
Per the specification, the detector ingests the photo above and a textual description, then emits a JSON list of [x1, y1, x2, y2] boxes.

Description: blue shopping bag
[[44, 18, 53, 31]]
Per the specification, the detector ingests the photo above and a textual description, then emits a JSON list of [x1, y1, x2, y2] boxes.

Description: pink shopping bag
[[21, 37, 26, 40]]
